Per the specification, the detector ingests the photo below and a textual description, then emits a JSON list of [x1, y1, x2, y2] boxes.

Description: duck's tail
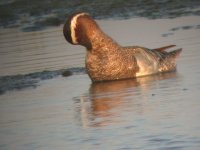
[[168, 48, 182, 59], [157, 48, 182, 72], [154, 45, 176, 52], [154, 45, 182, 59]]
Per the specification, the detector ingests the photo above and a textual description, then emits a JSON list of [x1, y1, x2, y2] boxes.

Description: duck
[[63, 12, 182, 82]]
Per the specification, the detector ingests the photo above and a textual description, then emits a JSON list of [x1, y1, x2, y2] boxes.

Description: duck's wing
[[123, 46, 182, 75], [123, 45, 182, 61], [154, 45, 176, 52], [122, 46, 162, 76], [153, 45, 182, 62]]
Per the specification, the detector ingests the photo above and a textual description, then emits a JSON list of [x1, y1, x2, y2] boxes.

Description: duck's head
[[63, 12, 100, 49]]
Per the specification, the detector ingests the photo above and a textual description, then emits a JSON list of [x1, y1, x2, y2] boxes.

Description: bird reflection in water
[[75, 72, 179, 128]]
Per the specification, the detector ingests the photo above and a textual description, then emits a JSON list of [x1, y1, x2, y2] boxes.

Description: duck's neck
[[76, 16, 120, 52], [87, 29, 120, 53]]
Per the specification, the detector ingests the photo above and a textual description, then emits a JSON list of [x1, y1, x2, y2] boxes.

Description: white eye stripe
[[70, 13, 89, 44]]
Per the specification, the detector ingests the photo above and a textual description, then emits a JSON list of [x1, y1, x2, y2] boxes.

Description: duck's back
[[123, 46, 182, 77]]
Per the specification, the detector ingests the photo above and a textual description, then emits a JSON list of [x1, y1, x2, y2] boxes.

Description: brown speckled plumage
[[63, 12, 182, 82]]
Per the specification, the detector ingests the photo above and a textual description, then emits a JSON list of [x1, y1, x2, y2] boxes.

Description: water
[[0, 1, 200, 150]]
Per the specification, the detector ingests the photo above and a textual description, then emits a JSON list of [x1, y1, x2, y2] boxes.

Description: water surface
[[0, 13, 200, 150]]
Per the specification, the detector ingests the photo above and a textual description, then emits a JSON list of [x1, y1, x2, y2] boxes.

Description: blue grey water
[[0, 1, 200, 150]]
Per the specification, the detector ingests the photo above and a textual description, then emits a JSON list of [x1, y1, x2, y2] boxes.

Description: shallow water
[[0, 16, 200, 149]]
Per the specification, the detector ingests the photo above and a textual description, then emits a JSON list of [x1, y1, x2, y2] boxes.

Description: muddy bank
[[1, 0, 200, 31], [0, 67, 85, 95]]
